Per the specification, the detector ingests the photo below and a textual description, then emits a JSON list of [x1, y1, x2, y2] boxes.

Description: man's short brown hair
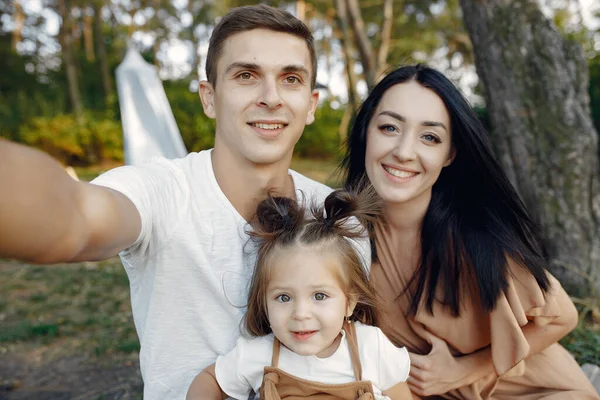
[[205, 4, 317, 90]]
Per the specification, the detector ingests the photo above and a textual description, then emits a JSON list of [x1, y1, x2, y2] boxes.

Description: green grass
[[562, 325, 600, 365], [0, 259, 139, 359], [0, 321, 58, 342], [560, 299, 600, 365]]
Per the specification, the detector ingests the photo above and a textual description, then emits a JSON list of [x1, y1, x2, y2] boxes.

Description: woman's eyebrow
[[379, 110, 406, 122], [379, 110, 447, 131], [422, 120, 448, 131]]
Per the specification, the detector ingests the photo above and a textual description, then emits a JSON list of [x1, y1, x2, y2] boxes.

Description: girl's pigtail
[[251, 194, 304, 245], [318, 185, 381, 238]]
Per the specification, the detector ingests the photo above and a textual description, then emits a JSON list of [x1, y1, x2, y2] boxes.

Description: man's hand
[[0, 139, 141, 263]]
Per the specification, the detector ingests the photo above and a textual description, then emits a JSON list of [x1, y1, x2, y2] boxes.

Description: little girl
[[187, 189, 411, 400]]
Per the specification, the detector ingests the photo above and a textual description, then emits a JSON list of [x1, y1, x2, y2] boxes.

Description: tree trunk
[[345, 0, 376, 90], [12, 0, 25, 52], [57, 0, 83, 116], [459, 0, 600, 296], [296, 0, 305, 22], [186, 1, 200, 82], [335, 0, 360, 111], [151, 0, 161, 67], [376, 0, 393, 77], [93, 2, 113, 98], [83, 7, 95, 62]]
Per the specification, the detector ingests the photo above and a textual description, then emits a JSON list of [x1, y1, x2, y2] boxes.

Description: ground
[[0, 259, 142, 399], [0, 353, 141, 399]]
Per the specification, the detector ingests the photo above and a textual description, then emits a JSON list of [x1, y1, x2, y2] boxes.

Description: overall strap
[[344, 321, 363, 381], [271, 336, 281, 368]]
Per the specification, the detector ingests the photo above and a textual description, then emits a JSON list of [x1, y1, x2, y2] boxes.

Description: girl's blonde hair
[[244, 187, 381, 336]]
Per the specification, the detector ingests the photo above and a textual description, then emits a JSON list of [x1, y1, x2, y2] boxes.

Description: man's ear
[[198, 80, 216, 119], [305, 89, 319, 126], [444, 147, 457, 167]]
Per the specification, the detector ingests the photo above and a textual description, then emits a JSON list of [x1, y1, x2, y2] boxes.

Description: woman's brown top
[[372, 221, 599, 399]]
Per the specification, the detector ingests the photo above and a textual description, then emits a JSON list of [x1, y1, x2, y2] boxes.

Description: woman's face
[[365, 81, 455, 207]]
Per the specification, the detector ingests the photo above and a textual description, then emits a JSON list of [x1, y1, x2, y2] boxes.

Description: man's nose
[[257, 77, 283, 109]]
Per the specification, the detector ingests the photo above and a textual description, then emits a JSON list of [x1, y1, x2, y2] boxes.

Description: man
[[0, 5, 369, 399]]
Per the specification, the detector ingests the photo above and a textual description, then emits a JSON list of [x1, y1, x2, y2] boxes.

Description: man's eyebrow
[[379, 110, 447, 131], [281, 64, 310, 76], [224, 62, 260, 75], [224, 63, 310, 78]]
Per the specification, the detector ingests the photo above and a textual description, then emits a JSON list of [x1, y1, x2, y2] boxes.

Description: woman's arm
[[408, 283, 578, 396], [186, 364, 227, 400]]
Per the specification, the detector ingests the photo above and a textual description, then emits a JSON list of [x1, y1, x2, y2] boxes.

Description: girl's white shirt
[[215, 321, 410, 400]]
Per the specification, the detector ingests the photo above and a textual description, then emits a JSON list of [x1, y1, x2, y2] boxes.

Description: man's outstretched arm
[[0, 139, 141, 263]]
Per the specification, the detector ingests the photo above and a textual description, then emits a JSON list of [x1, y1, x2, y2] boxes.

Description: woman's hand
[[407, 331, 496, 397], [407, 332, 467, 396]]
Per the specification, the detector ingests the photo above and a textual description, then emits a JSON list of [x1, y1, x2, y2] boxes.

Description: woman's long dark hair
[[342, 64, 550, 316]]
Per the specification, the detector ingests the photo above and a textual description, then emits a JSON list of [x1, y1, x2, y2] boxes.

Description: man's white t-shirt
[[215, 322, 411, 400], [91, 150, 370, 400]]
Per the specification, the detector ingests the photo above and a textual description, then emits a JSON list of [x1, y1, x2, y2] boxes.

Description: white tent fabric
[[115, 48, 188, 165]]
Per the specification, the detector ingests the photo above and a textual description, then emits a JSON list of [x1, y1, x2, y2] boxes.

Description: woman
[[343, 64, 598, 399]]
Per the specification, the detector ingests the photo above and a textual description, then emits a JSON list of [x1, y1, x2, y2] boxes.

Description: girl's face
[[265, 245, 356, 358], [365, 81, 455, 208]]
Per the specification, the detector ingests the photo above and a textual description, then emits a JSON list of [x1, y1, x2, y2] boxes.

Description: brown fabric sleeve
[[489, 263, 562, 377]]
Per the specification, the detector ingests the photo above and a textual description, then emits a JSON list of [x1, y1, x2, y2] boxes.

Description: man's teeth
[[383, 166, 417, 178], [251, 123, 285, 130]]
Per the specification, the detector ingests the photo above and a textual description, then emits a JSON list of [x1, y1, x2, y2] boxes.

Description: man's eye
[[240, 72, 252, 80], [286, 76, 298, 84]]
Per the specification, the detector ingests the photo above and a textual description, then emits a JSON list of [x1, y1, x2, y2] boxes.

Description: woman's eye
[[276, 294, 291, 303], [313, 293, 327, 301], [422, 134, 440, 143], [379, 124, 398, 134]]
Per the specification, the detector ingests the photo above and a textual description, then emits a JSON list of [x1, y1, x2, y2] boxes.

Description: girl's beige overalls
[[259, 321, 377, 400]]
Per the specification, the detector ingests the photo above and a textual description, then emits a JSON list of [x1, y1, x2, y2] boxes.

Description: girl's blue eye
[[276, 294, 291, 303], [313, 292, 327, 301]]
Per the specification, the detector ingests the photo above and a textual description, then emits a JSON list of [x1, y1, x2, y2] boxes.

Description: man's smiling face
[[200, 28, 319, 167]]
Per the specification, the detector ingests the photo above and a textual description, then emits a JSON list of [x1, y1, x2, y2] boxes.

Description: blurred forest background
[[1, 0, 600, 398]]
